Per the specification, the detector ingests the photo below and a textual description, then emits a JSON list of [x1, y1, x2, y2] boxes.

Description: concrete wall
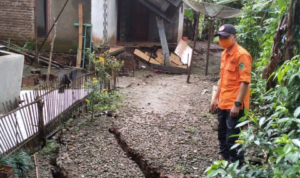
[[177, 5, 185, 43], [0, 0, 35, 41], [50, 0, 91, 53], [0, 0, 92, 53], [92, 0, 118, 47], [0, 51, 24, 114], [107, 0, 118, 45]]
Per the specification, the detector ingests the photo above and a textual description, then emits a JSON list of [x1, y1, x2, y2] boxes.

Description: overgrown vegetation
[[85, 49, 123, 115], [205, 0, 300, 177], [43, 139, 59, 154], [0, 151, 34, 178]]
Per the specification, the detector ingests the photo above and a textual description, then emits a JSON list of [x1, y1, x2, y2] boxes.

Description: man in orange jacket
[[210, 24, 252, 163]]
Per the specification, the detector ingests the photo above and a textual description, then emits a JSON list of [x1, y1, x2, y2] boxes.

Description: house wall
[[147, 10, 183, 43], [116, 0, 184, 44], [177, 5, 185, 43], [0, 0, 35, 41], [0, 0, 92, 53], [49, 0, 91, 53], [0, 51, 24, 114], [92, 0, 118, 47]]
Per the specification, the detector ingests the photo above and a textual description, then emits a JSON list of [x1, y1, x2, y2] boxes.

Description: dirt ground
[[110, 71, 219, 177], [32, 41, 223, 178]]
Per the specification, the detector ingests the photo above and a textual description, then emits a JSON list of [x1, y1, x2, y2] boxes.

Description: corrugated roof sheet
[[183, 0, 242, 18]]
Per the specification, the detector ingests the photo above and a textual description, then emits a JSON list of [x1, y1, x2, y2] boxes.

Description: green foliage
[[206, 0, 300, 177], [65, 118, 74, 127], [43, 140, 59, 154], [184, 8, 194, 20], [0, 151, 34, 178], [85, 49, 123, 114]]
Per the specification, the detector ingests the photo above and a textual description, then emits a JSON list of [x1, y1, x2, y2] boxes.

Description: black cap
[[215, 24, 237, 37]]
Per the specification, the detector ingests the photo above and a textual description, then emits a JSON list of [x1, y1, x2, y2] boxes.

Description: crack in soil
[[109, 124, 168, 178], [50, 155, 69, 178]]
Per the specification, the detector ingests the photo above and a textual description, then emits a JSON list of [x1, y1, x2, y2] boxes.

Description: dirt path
[[35, 71, 220, 178], [110, 71, 219, 177], [33, 46, 222, 177]]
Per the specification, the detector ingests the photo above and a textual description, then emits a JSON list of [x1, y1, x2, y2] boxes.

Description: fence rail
[[0, 70, 96, 155]]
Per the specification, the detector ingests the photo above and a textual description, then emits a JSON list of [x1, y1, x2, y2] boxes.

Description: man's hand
[[230, 105, 239, 117], [210, 98, 218, 114]]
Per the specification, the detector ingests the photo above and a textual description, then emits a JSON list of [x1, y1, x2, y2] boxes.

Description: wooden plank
[[156, 49, 164, 64], [156, 49, 182, 66], [77, 3, 83, 68], [176, 65, 188, 69], [170, 53, 183, 66], [171, 63, 178, 67], [134, 49, 162, 65], [109, 46, 125, 55], [152, 64, 188, 74], [175, 39, 193, 66], [2, 46, 62, 68]]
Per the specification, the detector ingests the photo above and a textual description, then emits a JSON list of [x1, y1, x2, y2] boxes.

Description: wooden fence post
[[37, 98, 46, 147]]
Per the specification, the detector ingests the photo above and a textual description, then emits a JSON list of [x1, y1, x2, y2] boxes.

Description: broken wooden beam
[[152, 64, 188, 74], [134, 49, 162, 65], [109, 46, 125, 56], [0, 40, 66, 68], [2, 46, 62, 69]]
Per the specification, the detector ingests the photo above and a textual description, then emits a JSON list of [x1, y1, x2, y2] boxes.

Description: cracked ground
[[34, 68, 220, 178]]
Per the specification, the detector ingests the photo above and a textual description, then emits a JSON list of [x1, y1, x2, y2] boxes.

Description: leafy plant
[[43, 140, 59, 154], [0, 151, 34, 178], [206, 0, 300, 177], [85, 49, 123, 117]]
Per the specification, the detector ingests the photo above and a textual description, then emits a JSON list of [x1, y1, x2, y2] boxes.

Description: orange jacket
[[218, 43, 252, 110]]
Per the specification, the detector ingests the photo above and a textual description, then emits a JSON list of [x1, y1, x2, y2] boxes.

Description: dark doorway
[[118, 0, 150, 42], [36, 0, 47, 37]]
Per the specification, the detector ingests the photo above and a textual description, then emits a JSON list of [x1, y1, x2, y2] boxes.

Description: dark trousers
[[217, 109, 244, 162]]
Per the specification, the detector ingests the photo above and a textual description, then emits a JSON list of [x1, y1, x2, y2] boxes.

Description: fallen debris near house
[[109, 46, 125, 56], [134, 49, 162, 65], [116, 52, 139, 75], [175, 39, 193, 66], [0, 41, 67, 69], [133, 48, 188, 74]]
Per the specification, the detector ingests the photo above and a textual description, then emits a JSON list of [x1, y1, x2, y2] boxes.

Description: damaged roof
[[183, 0, 242, 18], [138, 0, 183, 22]]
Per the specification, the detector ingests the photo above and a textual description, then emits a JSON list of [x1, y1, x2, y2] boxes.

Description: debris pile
[[134, 49, 188, 69]]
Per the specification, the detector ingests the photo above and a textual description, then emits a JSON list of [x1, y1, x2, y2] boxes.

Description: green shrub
[[0, 151, 34, 178]]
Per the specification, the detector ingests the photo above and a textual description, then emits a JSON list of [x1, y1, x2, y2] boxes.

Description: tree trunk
[[284, 0, 296, 61], [263, 0, 297, 91]]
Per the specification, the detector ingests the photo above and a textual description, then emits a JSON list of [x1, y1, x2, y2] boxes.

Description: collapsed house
[[0, 0, 192, 72], [0, 0, 184, 49]]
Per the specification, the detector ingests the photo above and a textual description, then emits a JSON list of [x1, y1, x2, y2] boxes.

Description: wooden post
[[112, 70, 117, 90], [46, 18, 57, 85], [205, 20, 213, 76], [77, 3, 83, 68], [34, 153, 40, 178], [37, 97, 46, 147], [187, 12, 200, 83], [34, 1, 39, 69]]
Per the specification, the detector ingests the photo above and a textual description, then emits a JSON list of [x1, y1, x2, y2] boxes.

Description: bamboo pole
[[77, 3, 83, 68], [205, 20, 213, 76], [187, 12, 200, 83], [34, 153, 40, 178], [46, 18, 57, 85]]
